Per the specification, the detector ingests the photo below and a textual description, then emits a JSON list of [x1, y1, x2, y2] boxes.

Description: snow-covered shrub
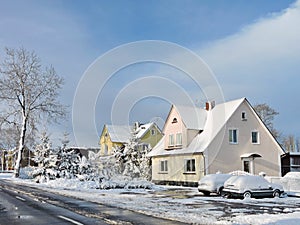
[[19, 166, 35, 179], [125, 179, 154, 189], [98, 176, 154, 190]]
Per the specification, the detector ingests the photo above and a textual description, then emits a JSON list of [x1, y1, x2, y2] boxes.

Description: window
[[241, 111, 247, 121], [251, 131, 260, 144], [185, 159, 196, 173], [291, 157, 300, 166], [151, 129, 156, 135], [169, 134, 174, 146], [176, 133, 182, 146], [172, 118, 178, 123], [229, 129, 238, 144], [160, 160, 168, 172], [104, 144, 108, 155], [140, 143, 149, 150]]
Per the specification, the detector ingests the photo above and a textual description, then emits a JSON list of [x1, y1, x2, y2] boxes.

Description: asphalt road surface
[[0, 180, 185, 225]]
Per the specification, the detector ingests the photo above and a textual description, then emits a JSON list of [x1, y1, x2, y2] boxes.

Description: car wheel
[[273, 190, 280, 198], [220, 191, 228, 198], [217, 187, 224, 195], [243, 191, 252, 199], [202, 191, 210, 196]]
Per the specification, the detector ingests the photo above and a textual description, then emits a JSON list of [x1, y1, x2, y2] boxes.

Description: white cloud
[[198, 0, 300, 136], [201, 0, 300, 75]]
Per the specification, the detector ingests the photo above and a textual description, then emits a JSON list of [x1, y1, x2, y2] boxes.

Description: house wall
[[151, 154, 205, 186], [140, 125, 163, 149], [187, 129, 200, 145], [99, 126, 123, 155], [206, 101, 283, 176], [163, 106, 189, 149]]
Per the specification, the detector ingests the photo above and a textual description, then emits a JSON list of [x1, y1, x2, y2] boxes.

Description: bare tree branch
[[0, 47, 67, 177]]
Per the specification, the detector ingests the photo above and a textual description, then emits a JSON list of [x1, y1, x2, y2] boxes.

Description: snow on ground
[[1, 172, 300, 224]]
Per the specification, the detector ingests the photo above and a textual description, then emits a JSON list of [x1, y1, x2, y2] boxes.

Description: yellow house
[[99, 122, 163, 156]]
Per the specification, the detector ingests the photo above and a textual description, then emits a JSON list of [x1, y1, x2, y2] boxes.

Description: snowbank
[[14, 173, 154, 190], [281, 172, 300, 197]]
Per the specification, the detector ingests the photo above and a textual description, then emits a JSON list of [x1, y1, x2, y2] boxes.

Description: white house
[[147, 98, 285, 186]]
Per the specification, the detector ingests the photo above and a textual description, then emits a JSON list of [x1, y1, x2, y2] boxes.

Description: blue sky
[[0, 0, 299, 146]]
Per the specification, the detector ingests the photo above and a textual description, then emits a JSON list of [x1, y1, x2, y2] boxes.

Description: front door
[[242, 158, 254, 174]]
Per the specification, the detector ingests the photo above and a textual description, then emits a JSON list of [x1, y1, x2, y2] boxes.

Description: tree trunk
[[14, 115, 27, 178]]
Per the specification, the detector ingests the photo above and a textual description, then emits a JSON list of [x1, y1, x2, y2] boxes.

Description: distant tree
[[0, 47, 66, 177], [0, 126, 19, 150], [282, 135, 300, 152], [253, 103, 280, 139], [297, 138, 300, 152], [60, 131, 70, 149]]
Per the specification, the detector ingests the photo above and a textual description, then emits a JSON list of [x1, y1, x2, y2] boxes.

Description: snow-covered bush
[[29, 131, 153, 189], [19, 166, 35, 179]]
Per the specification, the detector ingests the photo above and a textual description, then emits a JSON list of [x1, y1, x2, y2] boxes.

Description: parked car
[[198, 173, 233, 196], [280, 172, 300, 197], [222, 175, 284, 199]]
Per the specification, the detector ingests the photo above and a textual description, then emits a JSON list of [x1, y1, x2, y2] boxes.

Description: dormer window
[[241, 112, 247, 121], [172, 118, 178, 123]]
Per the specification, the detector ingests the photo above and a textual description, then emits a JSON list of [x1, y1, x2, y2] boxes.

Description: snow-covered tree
[[32, 132, 59, 183], [56, 147, 80, 179], [0, 47, 66, 177], [114, 138, 151, 180]]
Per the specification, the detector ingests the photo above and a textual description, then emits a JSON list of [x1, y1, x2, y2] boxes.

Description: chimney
[[133, 122, 140, 131], [205, 101, 215, 111]]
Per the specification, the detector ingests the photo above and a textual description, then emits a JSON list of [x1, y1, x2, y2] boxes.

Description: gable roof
[[104, 122, 161, 143], [134, 122, 161, 139], [105, 125, 132, 143], [148, 98, 246, 157], [175, 105, 207, 130]]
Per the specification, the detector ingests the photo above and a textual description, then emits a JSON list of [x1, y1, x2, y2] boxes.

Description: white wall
[[206, 100, 283, 176]]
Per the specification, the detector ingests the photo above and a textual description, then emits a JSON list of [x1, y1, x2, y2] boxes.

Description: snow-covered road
[[2, 174, 300, 224]]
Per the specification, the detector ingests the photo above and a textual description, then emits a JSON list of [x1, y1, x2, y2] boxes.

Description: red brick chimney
[[205, 101, 215, 111]]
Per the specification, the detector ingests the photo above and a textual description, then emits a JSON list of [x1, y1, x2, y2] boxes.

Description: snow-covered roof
[[134, 122, 156, 139], [240, 152, 262, 158], [105, 122, 160, 143], [289, 152, 300, 156], [106, 125, 132, 143], [175, 105, 207, 130], [148, 98, 245, 157]]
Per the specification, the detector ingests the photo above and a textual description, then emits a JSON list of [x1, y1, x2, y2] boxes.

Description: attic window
[[172, 118, 178, 123], [151, 129, 156, 135], [241, 112, 247, 121]]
